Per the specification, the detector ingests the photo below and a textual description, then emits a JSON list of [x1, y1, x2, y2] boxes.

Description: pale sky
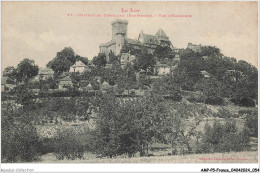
[[1, 1, 258, 70]]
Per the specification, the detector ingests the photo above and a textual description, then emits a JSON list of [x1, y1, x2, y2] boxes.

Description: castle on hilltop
[[99, 19, 174, 62]]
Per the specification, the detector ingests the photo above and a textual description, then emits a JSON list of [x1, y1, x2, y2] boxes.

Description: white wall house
[[69, 61, 89, 73]]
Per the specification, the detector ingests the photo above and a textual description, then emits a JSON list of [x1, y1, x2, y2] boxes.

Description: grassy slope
[[39, 151, 258, 163]]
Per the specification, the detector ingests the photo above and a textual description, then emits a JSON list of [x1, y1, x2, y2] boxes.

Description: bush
[[2, 124, 42, 162], [186, 94, 204, 103], [213, 108, 237, 118], [205, 96, 224, 105], [231, 98, 256, 107], [170, 92, 183, 102], [244, 109, 258, 137], [2, 102, 42, 163], [198, 119, 249, 153], [53, 129, 86, 160], [240, 98, 256, 107]]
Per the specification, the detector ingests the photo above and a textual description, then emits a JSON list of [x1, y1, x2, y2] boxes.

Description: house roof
[[71, 61, 87, 68], [155, 29, 168, 38], [101, 81, 110, 90], [80, 79, 88, 83], [60, 76, 77, 83], [86, 83, 93, 90], [39, 68, 54, 75], [201, 70, 211, 77]]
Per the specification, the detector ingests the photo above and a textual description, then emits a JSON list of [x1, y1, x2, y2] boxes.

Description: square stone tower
[[111, 19, 128, 55]]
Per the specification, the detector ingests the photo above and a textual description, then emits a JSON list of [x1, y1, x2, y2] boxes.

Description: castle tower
[[111, 19, 128, 55]]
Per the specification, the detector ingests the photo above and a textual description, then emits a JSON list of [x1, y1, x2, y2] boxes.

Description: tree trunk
[[146, 143, 149, 156]]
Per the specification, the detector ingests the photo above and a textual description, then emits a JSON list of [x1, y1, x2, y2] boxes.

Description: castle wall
[[115, 34, 125, 55]]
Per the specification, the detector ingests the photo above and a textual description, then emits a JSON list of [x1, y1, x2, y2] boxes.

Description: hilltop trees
[[2, 58, 39, 84], [3, 66, 17, 81], [15, 59, 39, 83], [195, 77, 224, 105], [116, 63, 137, 94], [47, 47, 76, 73], [47, 47, 88, 73], [177, 45, 257, 106], [93, 53, 107, 67], [133, 50, 156, 73]]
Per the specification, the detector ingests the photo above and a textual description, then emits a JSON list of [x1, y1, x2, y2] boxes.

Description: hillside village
[[2, 20, 213, 95], [2, 19, 258, 163]]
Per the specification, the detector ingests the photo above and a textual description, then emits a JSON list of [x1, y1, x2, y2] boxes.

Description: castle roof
[[111, 19, 128, 25], [142, 34, 160, 45], [155, 29, 168, 38], [125, 38, 141, 45]]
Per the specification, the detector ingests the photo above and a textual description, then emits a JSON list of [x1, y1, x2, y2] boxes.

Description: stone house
[[58, 76, 78, 89], [69, 60, 90, 73], [38, 68, 54, 80]]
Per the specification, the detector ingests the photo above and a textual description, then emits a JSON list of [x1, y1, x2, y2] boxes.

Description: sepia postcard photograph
[[1, 1, 259, 172]]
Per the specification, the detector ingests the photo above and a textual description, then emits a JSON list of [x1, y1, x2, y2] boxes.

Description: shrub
[[53, 129, 86, 160], [213, 108, 237, 118], [2, 124, 42, 162], [2, 103, 42, 163], [231, 98, 256, 107], [170, 92, 183, 102], [198, 119, 249, 153], [186, 94, 204, 103], [205, 97, 224, 105], [244, 109, 258, 137], [240, 98, 256, 107]]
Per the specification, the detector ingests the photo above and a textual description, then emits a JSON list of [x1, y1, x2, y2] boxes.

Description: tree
[[117, 63, 137, 94], [93, 53, 107, 67], [2, 102, 41, 162], [12, 84, 34, 107], [108, 51, 120, 66], [151, 74, 182, 101], [15, 59, 39, 83], [138, 73, 151, 89], [3, 66, 17, 81], [76, 55, 88, 65], [199, 46, 222, 57], [47, 47, 76, 73], [178, 48, 204, 90], [154, 46, 175, 60], [93, 92, 171, 158], [120, 44, 142, 56], [133, 50, 156, 72], [196, 77, 224, 105]]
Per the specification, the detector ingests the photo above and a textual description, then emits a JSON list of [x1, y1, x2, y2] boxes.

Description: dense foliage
[[198, 119, 250, 153], [47, 47, 88, 73], [1, 102, 42, 162]]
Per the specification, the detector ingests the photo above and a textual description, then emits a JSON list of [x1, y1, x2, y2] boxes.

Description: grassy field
[[38, 151, 258, 163]]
